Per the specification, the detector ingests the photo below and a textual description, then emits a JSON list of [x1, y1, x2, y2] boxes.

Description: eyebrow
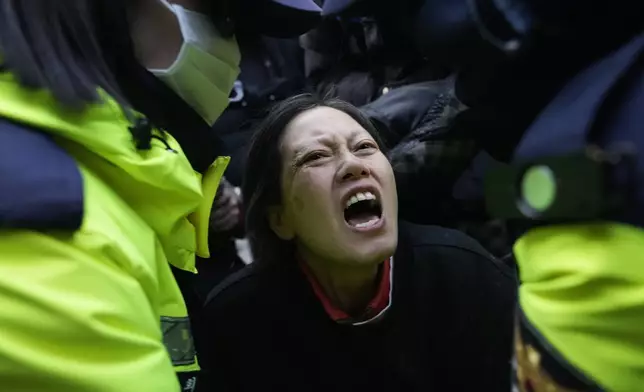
[[290, 135, 331, 161]]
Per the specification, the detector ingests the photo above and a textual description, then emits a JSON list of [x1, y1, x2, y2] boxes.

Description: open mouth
[[343, 191, 383, 229]]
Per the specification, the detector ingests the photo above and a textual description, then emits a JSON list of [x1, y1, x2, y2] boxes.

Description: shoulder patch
[[0, 118, 83, 231]]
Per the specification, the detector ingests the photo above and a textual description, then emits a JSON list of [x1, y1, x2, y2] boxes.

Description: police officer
[[486, 23, 644, 392], [0, 0, 320, 391]]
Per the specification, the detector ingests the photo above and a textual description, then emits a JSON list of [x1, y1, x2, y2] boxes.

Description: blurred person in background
[[300, 15, 449, 107], [0, 0, 320, 390], [197, 94, 516, 391]]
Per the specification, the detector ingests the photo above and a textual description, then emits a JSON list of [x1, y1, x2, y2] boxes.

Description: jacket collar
[[299, 257, 394, 326]]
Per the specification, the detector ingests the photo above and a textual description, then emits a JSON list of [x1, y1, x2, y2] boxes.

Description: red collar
[[300, 258, 393, 325]]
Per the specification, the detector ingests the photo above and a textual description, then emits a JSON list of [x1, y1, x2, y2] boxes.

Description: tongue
[[347, 211, 379, 227]]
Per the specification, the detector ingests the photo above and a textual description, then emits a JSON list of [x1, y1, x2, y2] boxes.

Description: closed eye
[[301, 151, 328, 164], [356, 141, 378, 151]]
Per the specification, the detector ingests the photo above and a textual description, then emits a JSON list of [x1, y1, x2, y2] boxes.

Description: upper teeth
[[345, 191, 377, 209]]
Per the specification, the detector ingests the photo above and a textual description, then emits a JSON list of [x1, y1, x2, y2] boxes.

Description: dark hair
[[0, 0, 134, 108], [242, 93, 385, 265]]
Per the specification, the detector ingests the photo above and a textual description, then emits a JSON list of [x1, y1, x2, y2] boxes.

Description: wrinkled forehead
[[279, 107, 374, 157]]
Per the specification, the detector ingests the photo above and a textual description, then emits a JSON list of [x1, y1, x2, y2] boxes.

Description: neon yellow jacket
[[515, 223, 644, 390], [0, 72, 228, 391]]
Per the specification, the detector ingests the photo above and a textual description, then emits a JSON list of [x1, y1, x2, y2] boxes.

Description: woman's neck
[[302, 254, 383, 316]]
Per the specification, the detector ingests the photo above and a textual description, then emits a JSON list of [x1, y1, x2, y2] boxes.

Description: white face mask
[[149, 0, 241, 125]]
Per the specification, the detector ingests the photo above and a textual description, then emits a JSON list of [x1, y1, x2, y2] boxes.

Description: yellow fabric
[[515, 223, 644, 391], [0, 71, 227, 386], [0, 167, 180, 391], [189, 156, 231, 259]]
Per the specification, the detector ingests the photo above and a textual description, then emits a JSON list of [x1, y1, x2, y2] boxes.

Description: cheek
[[373, 158, 396, 187], [292, 194, 306, 212], [387, 165, 398, 196], [285, 171, 327, 215]]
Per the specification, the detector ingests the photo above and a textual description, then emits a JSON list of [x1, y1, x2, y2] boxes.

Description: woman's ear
[[268, 206, 295, 240]]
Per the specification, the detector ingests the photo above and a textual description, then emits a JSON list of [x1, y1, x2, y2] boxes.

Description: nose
[[336, 153, 370, 183]]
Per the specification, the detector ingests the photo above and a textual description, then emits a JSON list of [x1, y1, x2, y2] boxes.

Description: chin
[[352, 239, 397, 266]]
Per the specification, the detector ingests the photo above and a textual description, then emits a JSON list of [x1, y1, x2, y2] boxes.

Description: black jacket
[[301, 18, 449, 107], [196, 223, 516, 391]]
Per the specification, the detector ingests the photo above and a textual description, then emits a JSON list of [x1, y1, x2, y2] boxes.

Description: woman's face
[[270, 106, 398, 267]]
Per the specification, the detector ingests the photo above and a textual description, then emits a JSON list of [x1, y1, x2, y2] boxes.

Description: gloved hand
[[210, 177, 242, 233]]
